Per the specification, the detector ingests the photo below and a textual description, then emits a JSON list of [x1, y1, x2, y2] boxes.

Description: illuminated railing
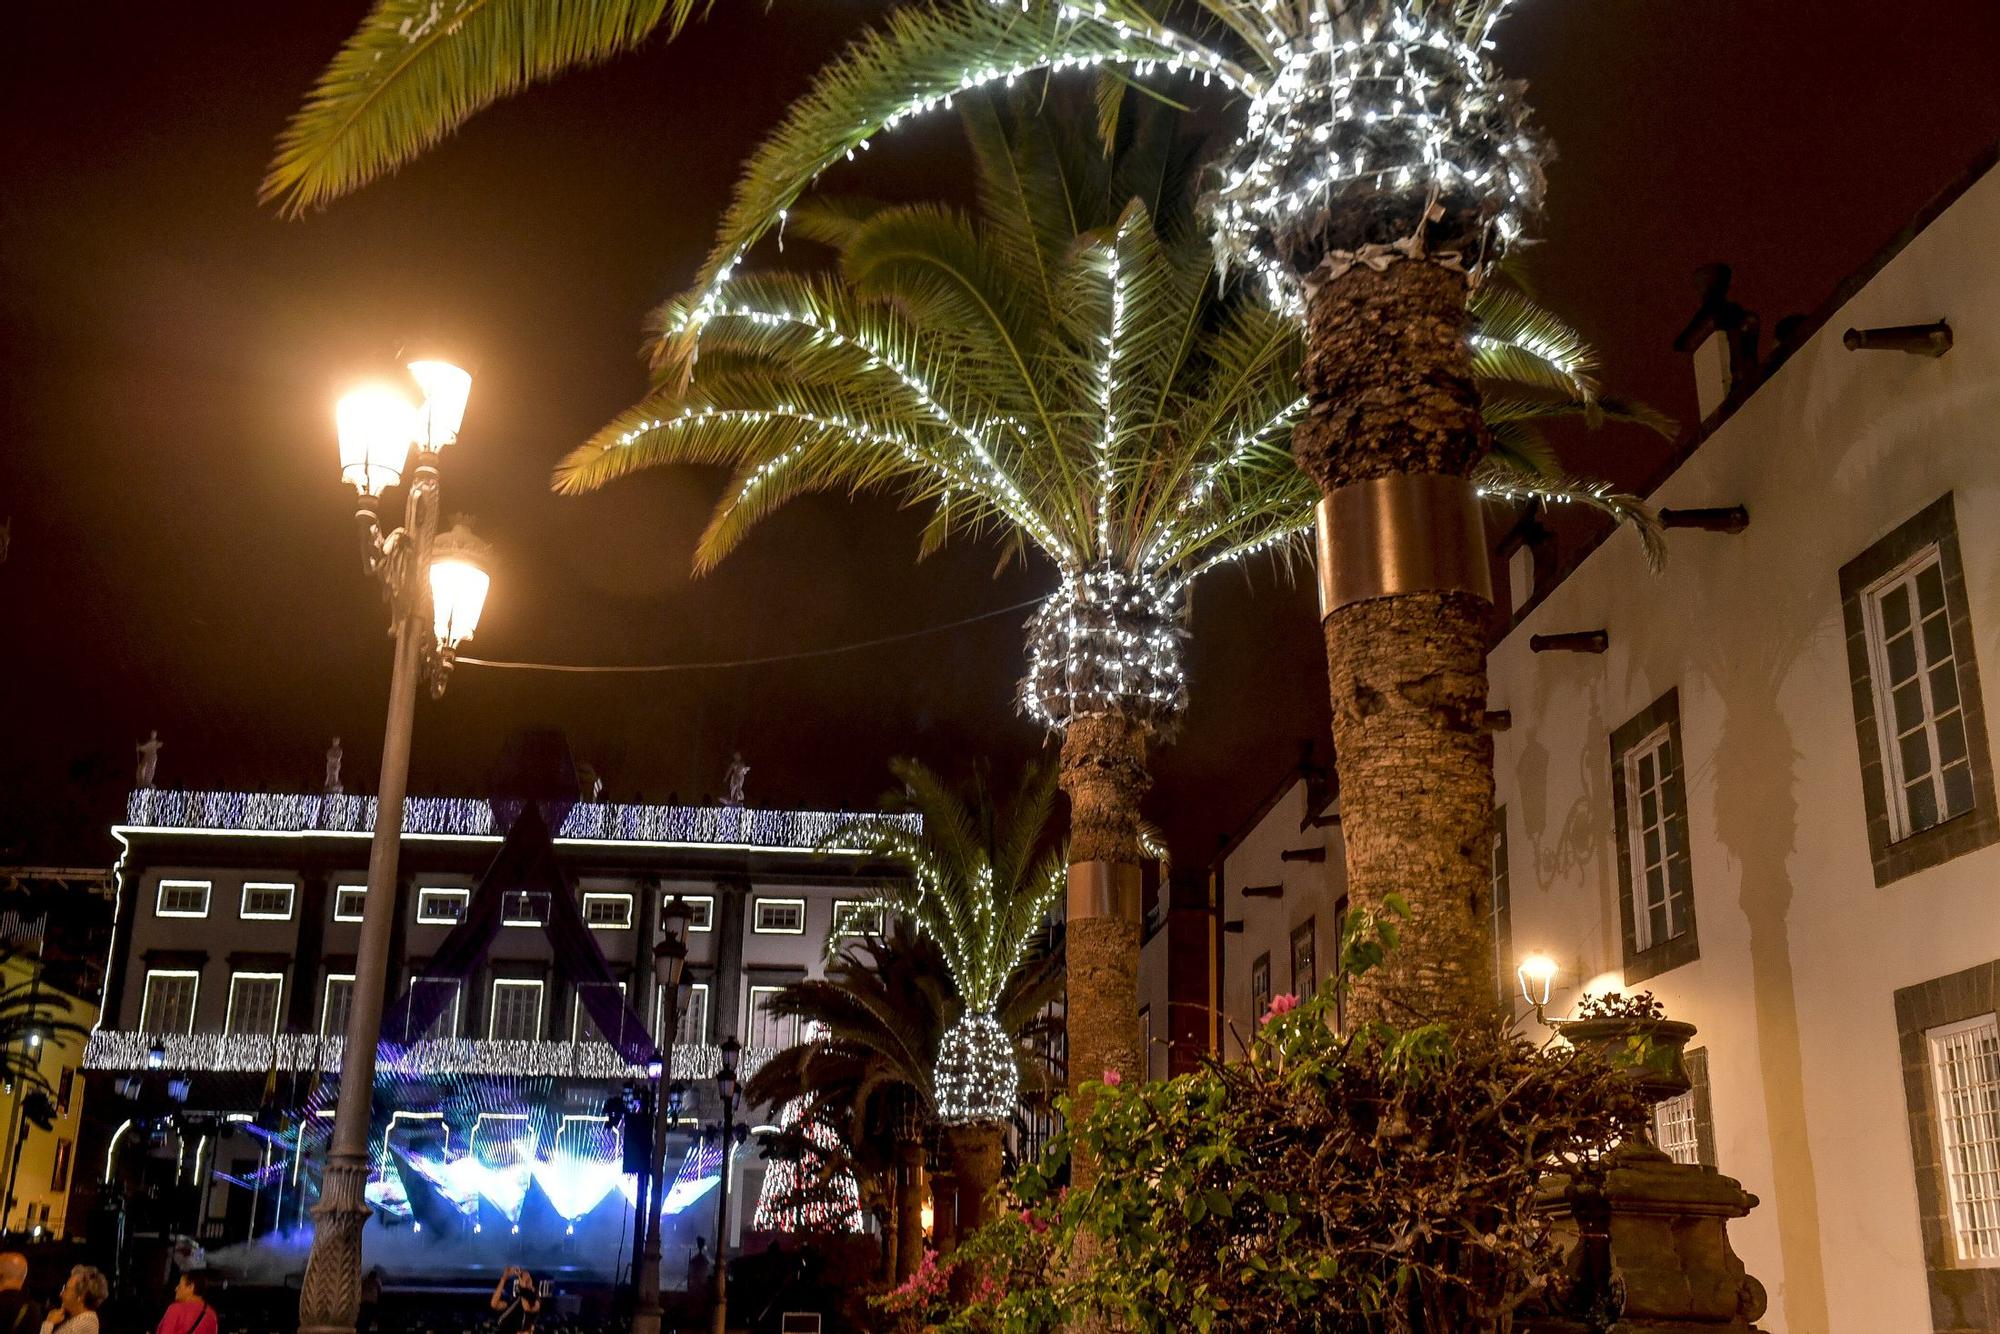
[[84, 1030, 771, 1082], [121, 789, 918, 851]]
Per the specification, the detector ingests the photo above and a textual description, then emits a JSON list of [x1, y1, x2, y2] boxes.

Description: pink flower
[[1102, 1067, 1123, 1086], [1262, 993, 1300, 1024]]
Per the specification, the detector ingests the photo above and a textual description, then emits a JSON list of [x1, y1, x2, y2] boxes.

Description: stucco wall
[[1215, 779, 1345, 1057], [1488, 159, 2000, 1333]]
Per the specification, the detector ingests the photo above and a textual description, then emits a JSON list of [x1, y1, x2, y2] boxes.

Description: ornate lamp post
[[709, 1036, 742, 1334], [298, 358, 493, 1334], [633, 899, 694, 1334]]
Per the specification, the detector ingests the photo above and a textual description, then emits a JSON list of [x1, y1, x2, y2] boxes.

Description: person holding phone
[[490, 1266, 541, 1333]]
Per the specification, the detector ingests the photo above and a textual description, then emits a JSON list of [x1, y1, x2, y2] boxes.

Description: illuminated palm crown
[[555, 102, 1656, 732]]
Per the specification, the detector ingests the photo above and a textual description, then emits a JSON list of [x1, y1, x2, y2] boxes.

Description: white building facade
[[1495, 150, 2000, 1334]]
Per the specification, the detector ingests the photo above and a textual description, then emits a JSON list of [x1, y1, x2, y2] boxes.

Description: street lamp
[[299, 358, 492, 1334], [1517, 951, 1561, 1025], [710, 1036, 742, 1334], [633, 898, 694, 1334]]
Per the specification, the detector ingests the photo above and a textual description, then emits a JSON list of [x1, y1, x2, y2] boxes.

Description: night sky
[[4, 3, 1997, 870]]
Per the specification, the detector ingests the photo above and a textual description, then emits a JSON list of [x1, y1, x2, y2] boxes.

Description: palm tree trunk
[[1057, 713, 1149, 1192], [943, 1122, 1005, 1234], [895, 1140, 925, 1282], [1294, 259, 1498, 1026]]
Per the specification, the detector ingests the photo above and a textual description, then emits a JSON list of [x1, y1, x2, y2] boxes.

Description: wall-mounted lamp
[[1516, 952, 1561, 1025]]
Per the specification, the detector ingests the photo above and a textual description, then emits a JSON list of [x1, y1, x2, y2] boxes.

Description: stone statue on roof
[[722, 752, 749, 809], [136, 730, 162, 789], [324, 738, 344, 795]]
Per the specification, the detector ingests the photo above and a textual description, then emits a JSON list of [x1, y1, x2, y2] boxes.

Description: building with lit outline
[[79, 786, 909, 1277]]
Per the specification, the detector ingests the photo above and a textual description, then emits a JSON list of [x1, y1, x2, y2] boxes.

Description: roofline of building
[[1501, 135, 2000, 638]]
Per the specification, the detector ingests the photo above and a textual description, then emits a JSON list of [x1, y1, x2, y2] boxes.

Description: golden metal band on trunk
[[1067, 859, 1142, 923], [1315, 473, 1493, 618]]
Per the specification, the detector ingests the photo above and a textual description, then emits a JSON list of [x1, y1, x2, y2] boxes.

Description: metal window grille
[[1928, 1014, 2000, 1264], [1654, 1090, 1700, 1165], [1622, 727, 1689, 951], [1250, 953, 1271, 1021], [1290, 919, 1317, 996], [1866, 548, 1975, 839]]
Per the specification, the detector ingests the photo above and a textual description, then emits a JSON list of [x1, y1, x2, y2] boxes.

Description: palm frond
[[1474, 458, 1667, 571], [264, 0, 699, 215]]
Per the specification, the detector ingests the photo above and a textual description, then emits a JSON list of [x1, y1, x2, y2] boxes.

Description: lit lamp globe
[[934, 1010, 1018, 1126], [335, 384, 414, 498], [427, 523, 492, 651], [407, 359, 473, 450], [1517, 951, 1560, 1022]]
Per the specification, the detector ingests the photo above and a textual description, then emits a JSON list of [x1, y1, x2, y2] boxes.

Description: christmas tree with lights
[[751, 1096, 861, 1234]]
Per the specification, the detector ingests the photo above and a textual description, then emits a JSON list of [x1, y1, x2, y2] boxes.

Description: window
[[1840, 495, 1999, 886], [1491, 809, 1513, 1001], [747, 985, 799, 1048], [322, 974, 356, 1038], [830, 900, 885, 941], [49, 1141, 70, 1194], [1927, 1015, 2000, 1265], [1865, 550, 1975, 838], [332, 886, 368, 922], [662, 983, 709, 1049], [140, 970, 199, 1034], [55, 1070, 73, 1117], [1610, 690, 1699, 982], [155, 880, 210, 918], [1290, 919, 1317, 997], [571, 981, 628, 1042], [225, 973, 284, 1037], [416, 888, 469, 925], [239, 882, 294, 921], [1652, 1048, 1714, 1168], [669, 895, 715, 932], [403, 977, 461, 1041], [1249, 953, 1271, 1022], [489, 980, 545, 1041], [753, 898, 806, 934], [502, 891, 552, 927], [581, 892, 633, 930]]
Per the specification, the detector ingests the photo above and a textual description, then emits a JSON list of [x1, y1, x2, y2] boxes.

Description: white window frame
[[415, 887, 470, 926], [1621, 724, 1679, 953], [239, 882, 295, 921], [155, 880, 211, 919], [830, 900, 885, 940], [671, 895, 715, 932], [321, 973, 357, 1038], [658, 982, 709, 1047], [1927, 1013, 2000, 1266], [139, 970, 200, 1034], [488, 979, 546, 1041], [332, 886, 367, 923], [752, 897, 807, 935], [1864, 547, 1974, 841], [224, 972, 286, 1038], [501, 890, 552, 928], [405, 977, 462, 1041], [1653, 1089, 1700, 1166], [581, 892, 634, 930], [571, 981, 627, 1042], [746, 984, 798, 1048]]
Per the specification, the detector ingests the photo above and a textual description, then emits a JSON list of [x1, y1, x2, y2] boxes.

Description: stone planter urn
[[1523, 1012, 1768, 1334], [1557, 1015, 1698, 1108]]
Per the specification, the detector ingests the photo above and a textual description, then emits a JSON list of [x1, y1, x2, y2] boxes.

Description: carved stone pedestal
[[1528, 1144, 1768, 1334]]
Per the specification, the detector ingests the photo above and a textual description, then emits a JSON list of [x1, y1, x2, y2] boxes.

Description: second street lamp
[[298, 358, 492, 1334], [633, 898, 694, 1334], [710, 1036, 742, 1334]]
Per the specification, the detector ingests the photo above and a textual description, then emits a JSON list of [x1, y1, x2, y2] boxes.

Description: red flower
[[1102, 1067, 1123, 1086]]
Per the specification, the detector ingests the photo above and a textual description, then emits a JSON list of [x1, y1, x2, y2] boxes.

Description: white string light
[[934, 1011, 1021, 1126], [84, 1030, 772, 1082]]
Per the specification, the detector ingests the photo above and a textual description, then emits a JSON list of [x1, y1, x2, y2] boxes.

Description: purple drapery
[[379, 801, 660, 1066]]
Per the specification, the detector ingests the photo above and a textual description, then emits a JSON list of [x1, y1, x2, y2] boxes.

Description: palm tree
[[551, 102, 1659, 1128], [261, 0, 714, 214], [744, 917, 1063, 1268], [271, 1, 1661, 1030]]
